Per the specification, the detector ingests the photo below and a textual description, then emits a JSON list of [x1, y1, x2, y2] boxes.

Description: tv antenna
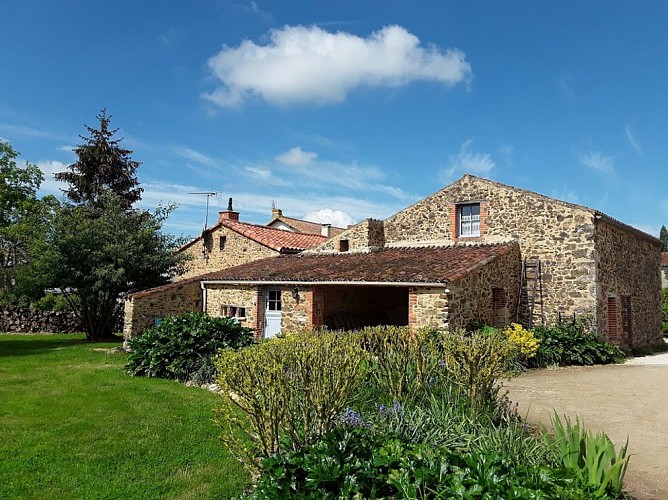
[[188, 191, 218, 232]]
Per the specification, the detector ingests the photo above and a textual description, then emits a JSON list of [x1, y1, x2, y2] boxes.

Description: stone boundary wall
[[0, 305, 83, 333]]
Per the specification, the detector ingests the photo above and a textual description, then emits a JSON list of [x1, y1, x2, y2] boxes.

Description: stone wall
[[594, 219, 663, 349], [204, 284, 261, 336], [0, 305, 83, 333], [408, 287, 449, 330], [309, 219, 384, 253], [384, 175, 598, 323], [123, 280, 202, 340], [447, 243, 522, 330], [177, 225, 277, 281]]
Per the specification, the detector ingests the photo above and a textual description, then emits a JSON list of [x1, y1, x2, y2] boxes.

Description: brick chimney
[[272, 207, 282, 219], [320, 224, 331, 237], [218, 197, 239, 222]]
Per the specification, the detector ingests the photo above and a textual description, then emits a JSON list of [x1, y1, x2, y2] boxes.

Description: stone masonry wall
[[409, 287, 449, 330], [204, 285, 261, 337], [384, 175, 598, 324], [177, 225, 277, 281], [594, 219, 663, 349], [309, 219, 384, 253], [0, 305, 83, 333], [447, 244, 522, 330], [123, 280, 202, 340]]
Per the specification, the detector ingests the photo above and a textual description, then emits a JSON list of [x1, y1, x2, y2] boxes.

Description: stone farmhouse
[[124, 175, 664, 351], [124, 200, 343, 336]]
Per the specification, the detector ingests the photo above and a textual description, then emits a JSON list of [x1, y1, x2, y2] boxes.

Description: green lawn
[[0, 334, 249, 499]]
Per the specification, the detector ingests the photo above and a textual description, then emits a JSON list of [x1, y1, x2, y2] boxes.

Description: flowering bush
[[504, 323, 540, 359]]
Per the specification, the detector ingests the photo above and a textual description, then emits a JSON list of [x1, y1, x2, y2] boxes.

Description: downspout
[[200, 281, 207, 313]]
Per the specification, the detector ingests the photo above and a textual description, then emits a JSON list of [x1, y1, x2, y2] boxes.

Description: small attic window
[[458, 204, 480, 237], [339, 239, 349, 252], [219, 235, 226, 250]]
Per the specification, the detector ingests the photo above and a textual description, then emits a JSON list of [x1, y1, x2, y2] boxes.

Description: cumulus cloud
[[36, 160, 68, 194], [440, 139, 495, 183], [579, 151, 614, 174], [303, 208, 356, 228], [203, 24, 472, 107], [276, 146, 317, 166]]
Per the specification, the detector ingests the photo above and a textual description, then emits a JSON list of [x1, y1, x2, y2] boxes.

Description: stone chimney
[[320, 224, 331, 237], [218, 197, 239, 222], [272, 207, 283, 219]]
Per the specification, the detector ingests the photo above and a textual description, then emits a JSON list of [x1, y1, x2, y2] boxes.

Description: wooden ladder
[[516, 258, 544, 328]]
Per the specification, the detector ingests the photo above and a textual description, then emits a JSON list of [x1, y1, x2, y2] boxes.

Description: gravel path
[[505, 360, 668, 500]]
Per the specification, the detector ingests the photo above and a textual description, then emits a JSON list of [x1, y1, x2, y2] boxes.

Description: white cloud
[[36, 160, 68, 195], [625, 124, 643, 157], [203, 24, 472, 107], [303, 208, 356, 228], [276, 146, 317, 166], [579, 151, 614, 174], [440, 139, 495, 183], [172, 146, 217, 166]]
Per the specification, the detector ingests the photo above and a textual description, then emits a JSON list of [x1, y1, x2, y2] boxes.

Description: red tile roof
[[220, 219, 327, 252], [269, 216, 346, 236], [180, 219, 327, 253], [200, 243, 518, 284]]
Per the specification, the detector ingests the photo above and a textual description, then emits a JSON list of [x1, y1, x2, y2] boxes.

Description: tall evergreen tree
[[55, 109, 142, 208], [660, 225, 668, 252]]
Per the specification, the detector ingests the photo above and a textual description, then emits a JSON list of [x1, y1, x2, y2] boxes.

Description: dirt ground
[[505, 358, 668, 500]]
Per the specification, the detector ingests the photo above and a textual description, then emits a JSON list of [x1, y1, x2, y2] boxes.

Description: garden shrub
[[214, 329, 368, 471], [125, 311, 253, 381], [356, 326, 445, 403], [530, 319, 625, 367], [441, 327, 520, 408], [504, 322, 540, 359]]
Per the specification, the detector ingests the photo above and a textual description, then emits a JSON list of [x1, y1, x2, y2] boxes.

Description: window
[[221, 305, 246, 319], [267, 290, 281, 311], [339, 239, 349, 252], [219, 235, 226, 251], [621, 295, 632, 342], [607, 296, 619, 341], [458, 204, 480, 237]]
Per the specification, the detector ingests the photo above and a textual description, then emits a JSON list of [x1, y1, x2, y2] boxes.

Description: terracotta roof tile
[[200, 243, 518, 284], [219, 219, 327, 252]]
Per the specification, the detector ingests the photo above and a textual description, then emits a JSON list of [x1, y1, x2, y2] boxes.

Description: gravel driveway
[[505, 352, 668, 500]]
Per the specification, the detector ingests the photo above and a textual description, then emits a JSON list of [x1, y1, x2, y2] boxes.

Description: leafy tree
[[660, 225, 668, 252], [0, 140, 53, 297], [38, 194, 184, 340], [55, 109, 142, 209]]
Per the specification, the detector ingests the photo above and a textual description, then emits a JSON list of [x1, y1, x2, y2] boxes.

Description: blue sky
[[2, 1, 667, 238]]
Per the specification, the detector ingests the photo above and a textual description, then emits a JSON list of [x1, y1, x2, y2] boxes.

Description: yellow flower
[[504, 323, 540, 359]]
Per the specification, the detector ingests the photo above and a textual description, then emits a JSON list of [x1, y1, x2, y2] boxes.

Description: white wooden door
[[264, 289, 282, 338]]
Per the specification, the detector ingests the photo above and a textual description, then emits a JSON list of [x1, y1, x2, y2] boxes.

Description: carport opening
[[323, 286, 408, 331]]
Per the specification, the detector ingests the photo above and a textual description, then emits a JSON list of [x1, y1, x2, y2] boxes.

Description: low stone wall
[[0, 305, 83, 333]]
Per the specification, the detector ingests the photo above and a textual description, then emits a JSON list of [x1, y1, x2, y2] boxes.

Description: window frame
[[458, 203, 481, 238]]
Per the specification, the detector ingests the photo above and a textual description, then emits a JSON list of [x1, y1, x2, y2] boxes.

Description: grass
[[0, 334, 249, 499]]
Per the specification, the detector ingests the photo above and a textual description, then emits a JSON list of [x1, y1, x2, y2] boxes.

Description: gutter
[[200, 279, 450, 290]]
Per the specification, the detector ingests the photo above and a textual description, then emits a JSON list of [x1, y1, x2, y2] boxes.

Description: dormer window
[[339, 239, 349, 252], [459, 204, 480, 237]]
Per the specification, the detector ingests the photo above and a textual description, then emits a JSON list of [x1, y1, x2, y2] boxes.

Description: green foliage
[[543, 412, 629, 497], [31, 292, 73, 312], [357, 326, 445, 403], [662, 288, 668, 337], [214, 330, 368, 471], [54, 109, 142, 209], [660, 225, 668, 252], [250, 425, 590, 499], [126, 312, 253, 381], [36, 194, 184, 340], [441, 327, 520, 408], [530, 320, 625, 367]]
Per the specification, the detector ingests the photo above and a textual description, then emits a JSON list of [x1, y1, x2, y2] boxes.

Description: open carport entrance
[[322, 285, 408, 330]]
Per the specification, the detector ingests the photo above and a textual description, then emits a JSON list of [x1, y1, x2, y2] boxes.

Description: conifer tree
[[660, 225, 668, 252], [55, 109, 142, 208]]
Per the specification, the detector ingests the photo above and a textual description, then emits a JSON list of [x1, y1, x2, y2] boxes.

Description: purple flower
[[341, 407, 364, 427]]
